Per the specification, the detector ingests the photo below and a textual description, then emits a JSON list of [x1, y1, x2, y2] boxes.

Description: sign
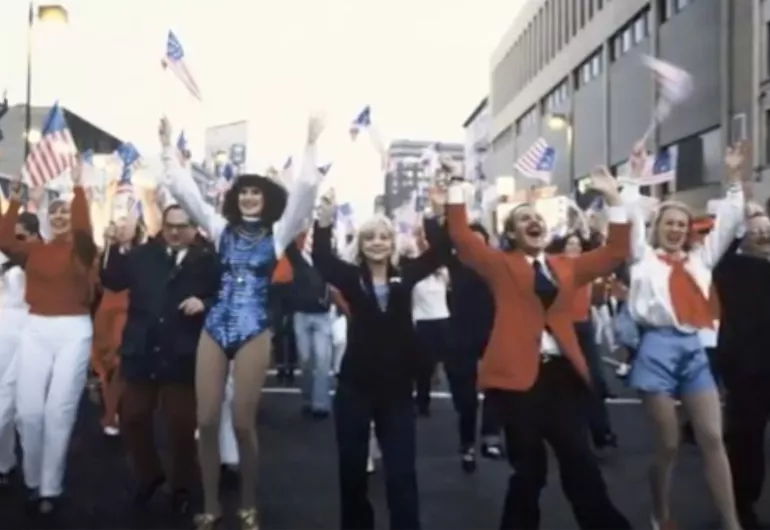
[[229, 143, 246, 165]]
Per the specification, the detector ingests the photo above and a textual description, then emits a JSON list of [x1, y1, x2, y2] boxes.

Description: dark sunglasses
[[164, 222, 191, 230]]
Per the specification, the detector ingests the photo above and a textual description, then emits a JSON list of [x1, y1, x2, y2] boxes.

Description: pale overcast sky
[[0, 0, 524, 212]]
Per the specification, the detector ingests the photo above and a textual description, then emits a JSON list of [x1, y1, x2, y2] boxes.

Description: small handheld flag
[[161, 31, 202, 100], [514, 138, 556, 183], [22, 102, 78, 187]]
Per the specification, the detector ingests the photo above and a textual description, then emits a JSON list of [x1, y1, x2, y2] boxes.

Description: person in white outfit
[[0, 167, 98, 517], [0, 211, 42, 487]]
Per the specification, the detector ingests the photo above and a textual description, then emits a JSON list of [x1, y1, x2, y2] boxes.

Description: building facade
[[489, 0, 763, 207], [384, 139, 464, 215], [463, 97, 491, 182]]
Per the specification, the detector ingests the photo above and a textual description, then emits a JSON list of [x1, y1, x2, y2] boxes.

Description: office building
[[463, 97, 491, 183], [384, 139, 464, 215], [489, 0, 762, 207]]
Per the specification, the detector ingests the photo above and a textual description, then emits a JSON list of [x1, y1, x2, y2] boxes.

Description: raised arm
[[29, 186, 52, 241], [402, 216, 452, 287], [572, 167, 630, 286], [693, 142, 748, 269], [443, 181, 505, 283], [619, 179, 652, 263], [159, 118, 226, 244], [70, 186, 92, 235], [311, 222, 360, 297], [272, 116, 326, 257], [0, 196, 35, 260]]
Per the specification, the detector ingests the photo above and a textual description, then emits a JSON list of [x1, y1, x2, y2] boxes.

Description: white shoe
[[103, 425, 120, 437], [195, 429, 200, 440], [366, 456, 375, 473]]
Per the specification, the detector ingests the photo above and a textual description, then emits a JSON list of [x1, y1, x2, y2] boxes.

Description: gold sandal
[[237, 508, 259, 530], [193, 513, 221, 530]]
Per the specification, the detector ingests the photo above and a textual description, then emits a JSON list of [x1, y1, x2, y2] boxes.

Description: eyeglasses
[[164, 222, 191, 231]]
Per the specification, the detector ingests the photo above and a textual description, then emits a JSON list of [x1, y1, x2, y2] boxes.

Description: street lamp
[[24, 2, 69, 160], [546, 112, 574, 190]]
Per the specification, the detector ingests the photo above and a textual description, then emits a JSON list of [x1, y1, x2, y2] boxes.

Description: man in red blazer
[[439, 169, 631, 530]]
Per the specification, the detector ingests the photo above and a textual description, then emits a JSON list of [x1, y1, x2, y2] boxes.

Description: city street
[[1, 372, 765, 530]]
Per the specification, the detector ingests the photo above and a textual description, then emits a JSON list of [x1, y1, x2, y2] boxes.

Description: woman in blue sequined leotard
[[160, 116, 326, 530]]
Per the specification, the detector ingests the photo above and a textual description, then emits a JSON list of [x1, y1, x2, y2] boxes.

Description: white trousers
[[16, 315, 92, 497], [0, 308, 27, 473], [219, 363, 238, 465]]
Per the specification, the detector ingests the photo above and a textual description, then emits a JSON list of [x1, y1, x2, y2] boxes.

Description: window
[[731, 113, 747, 144], [576, 50, 602, 87], [766, 22, 770, 77], [675, 0, 691, 11], [633, 12, 648, 43], [659, 0, 671, 22], [516, 106, 538, 134], [622, 28, 633, 52], [544, 80, 569, 112]]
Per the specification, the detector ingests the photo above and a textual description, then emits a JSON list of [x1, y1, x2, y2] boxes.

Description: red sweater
[[0, 187, 97, 316]]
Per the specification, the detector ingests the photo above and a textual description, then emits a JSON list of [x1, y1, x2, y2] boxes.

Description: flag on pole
[[349, 106, 371, 139], [643, 56, 693, 122], [115, 142, 141, 219], [22, 102, 78, 187], [177, 130, 191, 162], [617, 147, 676, 187], [161, 30, 202, 100], [513, 138, 556, 183]]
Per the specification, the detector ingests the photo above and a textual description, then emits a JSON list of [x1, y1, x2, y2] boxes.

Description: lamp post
[[24, 2, 69, 160], [546, 112, 574, 192]]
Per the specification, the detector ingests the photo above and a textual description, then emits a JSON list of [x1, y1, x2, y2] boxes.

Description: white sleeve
[[693, 183, 744, 269], [619, 181, 651, 263], [272, 144, 322, 258], [161, 146, 226, 247]]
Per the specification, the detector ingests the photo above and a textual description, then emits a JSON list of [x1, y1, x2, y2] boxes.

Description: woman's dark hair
[[221, 175, 285, 226], [1, 212, 42, 274], [547, 231, 592, 254]]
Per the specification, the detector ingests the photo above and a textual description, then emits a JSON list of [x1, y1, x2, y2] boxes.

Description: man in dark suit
[[100, 204, 219, 516]]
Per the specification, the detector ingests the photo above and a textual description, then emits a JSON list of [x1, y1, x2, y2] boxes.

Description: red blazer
[[446, 204, 630, 391]]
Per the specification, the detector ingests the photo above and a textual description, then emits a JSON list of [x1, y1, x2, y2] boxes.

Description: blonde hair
[[649, 200, 693, 250], [343, 214, 400, 267]]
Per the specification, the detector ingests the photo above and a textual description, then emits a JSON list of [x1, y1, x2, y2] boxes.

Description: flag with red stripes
[[21, 102, 78, 188], [161, 30, 202, 101]]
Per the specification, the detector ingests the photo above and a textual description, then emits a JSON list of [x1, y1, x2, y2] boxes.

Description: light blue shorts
[[628, 327, 716, 397]]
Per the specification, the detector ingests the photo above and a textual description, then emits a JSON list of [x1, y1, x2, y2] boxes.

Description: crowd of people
[[0, 112, 768, 530]]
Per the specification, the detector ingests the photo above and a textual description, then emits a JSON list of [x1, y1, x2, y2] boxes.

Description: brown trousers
[[120, 381, 197, 491]]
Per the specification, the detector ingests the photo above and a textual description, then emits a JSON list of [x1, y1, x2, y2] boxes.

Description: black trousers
[[413, 319, 450, 412], [271, 296, 297, 370], [334, 383, 421, 530], [487, 358, 630, 530], [724, 372, 770, 512], [574, 321, 614, 443]]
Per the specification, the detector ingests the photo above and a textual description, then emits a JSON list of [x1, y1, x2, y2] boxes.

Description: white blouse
[[161, 145, 323, 258], [412, 269, 450, 322], [621, 180, 744, 332]]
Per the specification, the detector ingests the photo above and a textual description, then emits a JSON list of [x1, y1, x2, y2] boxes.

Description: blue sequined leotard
[[204, 223, 277, 358]]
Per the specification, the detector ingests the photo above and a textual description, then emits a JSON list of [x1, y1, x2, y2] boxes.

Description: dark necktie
[[169, 250, 179, 267], [533, 260, 558, 310]]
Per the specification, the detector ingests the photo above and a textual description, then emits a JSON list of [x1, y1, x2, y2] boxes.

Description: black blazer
[[714, 238, 770, 382], [311, 218, 449, 402], [100, 237, 219, 384]]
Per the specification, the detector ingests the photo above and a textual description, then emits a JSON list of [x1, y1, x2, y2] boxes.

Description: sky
[[0, 0, 525, 214]]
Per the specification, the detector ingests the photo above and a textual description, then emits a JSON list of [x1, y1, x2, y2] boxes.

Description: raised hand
[[307, 114, 326, 146], [159, 117, 172, 148], [588, 166, 621, 205], [316, 192, 336, 228], [629, 140, 647, 178], [8, 177, 22, 203], [71, 157, 83, 186], [725, 141, 749, 184]]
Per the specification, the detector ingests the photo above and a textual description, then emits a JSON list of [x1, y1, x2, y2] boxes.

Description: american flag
[[349, 106, 371, 140], [22, 102, 78, 188], [177, 130, 191, 163], [643, 56, 693, 122], [161, 31, 202, 101], [617, 147, 676, 187], [514, 138, 556, 183], [115, 142, 141, 217]]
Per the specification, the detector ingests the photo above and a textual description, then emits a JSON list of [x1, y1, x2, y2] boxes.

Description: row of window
[[611, 9, 650, 61], [495, 0, 697, 117], [577, 50, 603, 88]]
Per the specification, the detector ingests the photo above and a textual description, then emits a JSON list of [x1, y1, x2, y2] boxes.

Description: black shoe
[[171, 489, 192, 516], [38, 496, 60, 515], [0, 468, 14, 490], [219, 464, 239, 491], [133, 475, 165, 506], [739, 505, 767, 529], [311, 409, 330, 420], [415, 404, 430, 417], [24, 487, 40, 514], [276, 367, 288, 384], [460, 448, 476, 474], [480, 442, 504, 460]]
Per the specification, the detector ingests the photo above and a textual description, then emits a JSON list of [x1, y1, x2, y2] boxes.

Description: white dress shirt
[[412, 270, 450, 322], [621, 180, 744, 332]]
